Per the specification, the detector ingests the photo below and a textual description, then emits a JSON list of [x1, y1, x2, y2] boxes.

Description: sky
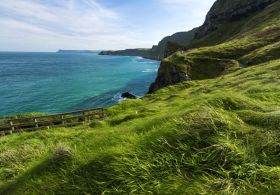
[[0, 0, 216, 51]]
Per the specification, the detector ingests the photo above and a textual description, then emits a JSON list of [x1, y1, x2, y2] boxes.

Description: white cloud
[[0, 0, 57, 21], [0, 0, 150, 51], [160, 0, 215, 8], [0, 0, 216, 51], [0, 0, 120, 35], [159, 0, 216, 21], [150, 0, 216, 38]]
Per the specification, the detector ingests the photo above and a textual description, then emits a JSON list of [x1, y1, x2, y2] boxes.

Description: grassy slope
[[150, 1, 280, 92], [1, 1, 280, 194], [0, 59, 280, 194]]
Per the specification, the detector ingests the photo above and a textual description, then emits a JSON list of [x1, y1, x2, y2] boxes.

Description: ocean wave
[[142, 68, 158, 73], [112, 93, 125, 102], [139, 61, 157, 64]]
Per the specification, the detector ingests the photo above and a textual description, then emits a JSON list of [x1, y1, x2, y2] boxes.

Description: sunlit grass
[[0, 59, 279, 194], [1, 1, 280, 193]]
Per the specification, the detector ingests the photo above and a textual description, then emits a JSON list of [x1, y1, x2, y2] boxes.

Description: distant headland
[[57, 50, 99, 53]]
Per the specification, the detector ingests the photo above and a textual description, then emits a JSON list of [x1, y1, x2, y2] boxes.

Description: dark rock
[[121, 92, 137, 99], [148, 52, 239, 93], [149, 59, 189, 93]]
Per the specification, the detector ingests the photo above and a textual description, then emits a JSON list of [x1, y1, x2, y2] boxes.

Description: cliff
[[148, 28, 197, 60], [149, 0, 280, 93]]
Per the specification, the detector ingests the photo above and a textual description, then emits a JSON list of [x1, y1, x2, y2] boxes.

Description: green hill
[[1, 0, 280, 194], [149, 0, 280, 92]]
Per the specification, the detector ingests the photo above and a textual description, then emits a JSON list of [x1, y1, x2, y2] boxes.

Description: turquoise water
[[0, 52, 159, 116]]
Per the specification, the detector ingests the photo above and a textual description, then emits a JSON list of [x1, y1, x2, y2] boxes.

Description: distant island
[[57, 50, 99, 53], [99, 48, 154, 59]]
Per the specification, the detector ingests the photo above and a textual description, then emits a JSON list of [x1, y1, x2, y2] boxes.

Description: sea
[[0, 52, 160, 116]]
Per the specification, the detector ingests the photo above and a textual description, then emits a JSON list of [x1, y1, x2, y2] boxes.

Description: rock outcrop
[[121, 92, 137, 99], [149, 52, 239, 93]]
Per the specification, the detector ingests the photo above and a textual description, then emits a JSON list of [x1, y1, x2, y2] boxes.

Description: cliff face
[[195, 0, 278, 38], [149, 28, 197, 60], [149, 52, 239, 93], [149, 0, 280, 93]]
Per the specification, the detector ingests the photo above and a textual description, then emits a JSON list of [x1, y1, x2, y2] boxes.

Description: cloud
[[159, 0, 216, 21], [152, 0, 216, 33], [0, 0, 150, 51], [0, 0, 57, 21], [0, 0, 217, 51], [0, 0, 120, 35], [160, 0, 215, 8]]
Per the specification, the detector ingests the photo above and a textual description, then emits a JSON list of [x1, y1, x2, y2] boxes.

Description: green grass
[[0, 59, 280, 194], [1, 1, 280, 194], [150, 1, 280, 92]]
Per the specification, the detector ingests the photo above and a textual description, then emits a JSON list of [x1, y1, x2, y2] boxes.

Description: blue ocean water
[[0, 52, 159, 116]]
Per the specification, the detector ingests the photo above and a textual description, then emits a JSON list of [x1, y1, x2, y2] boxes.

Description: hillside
[[1, 0, 280, 194], [149, 0, 280, 92], [195, 0, 278, 39], [1, 59, 280, 194], [148, 28, 197, 60]]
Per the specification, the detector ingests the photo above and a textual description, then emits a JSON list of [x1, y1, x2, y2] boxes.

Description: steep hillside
[[149, 0, 280, 92], [195, 0, 278, 39], [1, 59, 280, 194]]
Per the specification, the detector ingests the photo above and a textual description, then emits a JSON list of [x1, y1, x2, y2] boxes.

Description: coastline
[[99, 50, 161, 61], [0, 52, 159, 117]]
